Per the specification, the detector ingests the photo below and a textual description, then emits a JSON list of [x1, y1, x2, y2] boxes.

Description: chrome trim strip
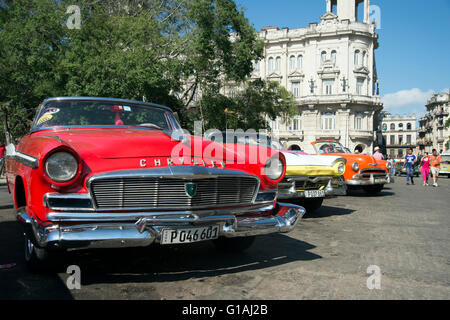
[[282, 175, 335, 182], [46, 203, 275, 222], [6, 152, 39, 169], [16, 203, 305, 249], [347, 173, 392, 185]]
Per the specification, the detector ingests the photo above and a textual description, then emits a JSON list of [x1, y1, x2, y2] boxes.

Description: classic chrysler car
[[312, 140, 393, 195], [205, 132, 347, 213], [5, 97, 305, 271]]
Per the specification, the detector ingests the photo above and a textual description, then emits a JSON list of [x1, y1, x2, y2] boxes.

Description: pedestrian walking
[[387, 155, 395, 176], [373, 146, 384, 160], [429, 149, 442, 187], [420, 152, 430, 186], [403, 148, 417, 185]]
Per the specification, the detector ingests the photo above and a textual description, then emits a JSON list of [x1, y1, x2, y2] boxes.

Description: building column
[[326, 0, 331, 13], [364, 0, 370, 23]]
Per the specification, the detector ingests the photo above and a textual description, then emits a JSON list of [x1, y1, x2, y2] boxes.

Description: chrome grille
[[90, 176, 258, 209], [360, 169, 387, 178], [295, 180, 328, 191]]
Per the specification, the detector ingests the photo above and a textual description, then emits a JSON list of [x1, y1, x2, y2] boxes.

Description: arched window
[[268, 57, 274, 73], [406, 123, 412, 130], [297, 55, 303, 70], [289, 55, 296, 71], [275, 56, 281, 72], [331, 50, 337, 65], [321, 51, 327, 64], [398, 123, 404, 130], [390, 123, 395, 130], [354, 50, 360, 66], [382, 123, 387, 131]]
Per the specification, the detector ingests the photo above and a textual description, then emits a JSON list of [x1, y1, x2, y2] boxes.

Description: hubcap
[[24, 234, 34, 261]]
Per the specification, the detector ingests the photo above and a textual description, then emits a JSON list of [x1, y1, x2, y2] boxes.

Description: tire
[[290, 197, 323, 214], [362, 184, 384, 195], [24, 232, 63, 273], [213, 236, 255, 253], [302, 198, 324, 214]]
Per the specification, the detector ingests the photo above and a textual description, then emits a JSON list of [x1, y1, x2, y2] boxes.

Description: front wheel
[[301, 198, 324, 214], [213, 236, 255, 253], [24, 233, 51, 272], [24, 233, 64, 273], [362, 184, 384, 195]]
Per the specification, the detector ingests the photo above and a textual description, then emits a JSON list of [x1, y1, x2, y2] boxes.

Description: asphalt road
[[0, 176, 449, 300]]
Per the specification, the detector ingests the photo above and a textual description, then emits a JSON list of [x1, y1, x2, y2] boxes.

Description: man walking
[[403, 148, 417, 185], [429, 149, 442, 187]]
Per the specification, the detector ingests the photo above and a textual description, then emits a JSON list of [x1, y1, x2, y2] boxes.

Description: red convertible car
[[5, 97, 305, 271]]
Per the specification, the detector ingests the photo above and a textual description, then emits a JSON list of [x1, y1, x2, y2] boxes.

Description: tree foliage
[[0, 0, 295, 142]]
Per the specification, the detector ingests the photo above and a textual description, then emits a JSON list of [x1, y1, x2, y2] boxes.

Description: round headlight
[[352, 162, 359, 172], [45, 152, 78, 182], [338, 163, 345, 174], [265, 157, 284, 181]]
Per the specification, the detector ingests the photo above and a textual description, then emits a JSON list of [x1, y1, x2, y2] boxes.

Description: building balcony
[[418, 127, 427, 133], [276, 130, 305, 140], [296, 94, 382, 107], [349, 130, 374, 140], [419, 117, 427, 123], [315, 129, 341, 140]]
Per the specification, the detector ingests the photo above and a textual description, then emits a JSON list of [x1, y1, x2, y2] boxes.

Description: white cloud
[[382, 88, 434, 108]]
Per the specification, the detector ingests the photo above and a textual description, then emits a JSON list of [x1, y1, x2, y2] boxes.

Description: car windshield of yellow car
[[441, 155, 450, 164]]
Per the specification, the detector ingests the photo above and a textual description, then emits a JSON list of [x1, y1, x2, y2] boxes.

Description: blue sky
[[237, 0, 450, 117]]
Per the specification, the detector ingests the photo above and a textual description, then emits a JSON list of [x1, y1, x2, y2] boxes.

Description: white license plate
[[304, 190, 325, 198], [161, 225, 220, 245]]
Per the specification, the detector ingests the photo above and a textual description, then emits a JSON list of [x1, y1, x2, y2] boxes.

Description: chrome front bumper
[[278, 176, 347, 199], [16, 203, 305, 250], [347, 173, 394, 186]]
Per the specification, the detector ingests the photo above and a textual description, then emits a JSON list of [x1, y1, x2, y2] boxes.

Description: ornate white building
[[252, 0, 383, 154], [380, 113, 418, 158], [418, 91, 450, 153]]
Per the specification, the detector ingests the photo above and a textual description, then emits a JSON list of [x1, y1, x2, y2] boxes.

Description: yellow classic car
[[205, 131, 347, 213], [439, 153, 450, 178]]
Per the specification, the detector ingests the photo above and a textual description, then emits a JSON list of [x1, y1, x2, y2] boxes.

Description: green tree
[[197, 79, 296, 131], [0, 0, 66, 141], [0, 0, 296, 141]]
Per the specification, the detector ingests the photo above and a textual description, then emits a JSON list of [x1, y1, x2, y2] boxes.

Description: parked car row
[[4, 97, 393, 272]]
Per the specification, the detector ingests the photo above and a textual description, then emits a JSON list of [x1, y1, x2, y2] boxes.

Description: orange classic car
[[312, 140, 393, 195]]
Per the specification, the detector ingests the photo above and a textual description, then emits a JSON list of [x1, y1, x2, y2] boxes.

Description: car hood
[[37, 128, 224, 160], [282, 152, 342, 166]]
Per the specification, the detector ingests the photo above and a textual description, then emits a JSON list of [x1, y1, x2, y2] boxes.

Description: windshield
[[441, 155, 450, 164], [32, 100, 179, 132], [217, 132, 284, 150], [314, 141, 347, 154]]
